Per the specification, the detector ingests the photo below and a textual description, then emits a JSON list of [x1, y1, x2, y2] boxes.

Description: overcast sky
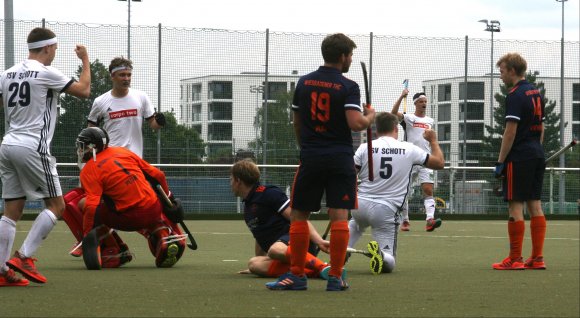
[[2, 0, 579, 41]]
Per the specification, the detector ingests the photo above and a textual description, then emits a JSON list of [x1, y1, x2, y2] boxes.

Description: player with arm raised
[[87, 57, 164, 158], [230, 159, 341, 280], [0, 27, 91, 286], [350, 112, 445, 274], [492, 53, 547, 270], [391, 89, 441, 232], [266, 33, 375, 291]]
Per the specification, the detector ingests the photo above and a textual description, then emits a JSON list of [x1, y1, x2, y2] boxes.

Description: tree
[[480, 71, 564, 167], [249, 89, 299, 165], [52, 59, 112, 162], [142, 111, 206, 164]]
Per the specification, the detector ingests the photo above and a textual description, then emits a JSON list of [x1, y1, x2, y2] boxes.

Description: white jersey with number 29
[[354, 136, 429, 211], [0, 59, 73, 154]]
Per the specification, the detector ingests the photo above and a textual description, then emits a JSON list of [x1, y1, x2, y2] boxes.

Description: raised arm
[[64, 45, 91, 98], [391, 88, 409, 122]]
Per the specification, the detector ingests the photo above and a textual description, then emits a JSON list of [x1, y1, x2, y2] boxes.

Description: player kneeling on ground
[[349, 112, 445, 274], [63, 127, 186, 270]]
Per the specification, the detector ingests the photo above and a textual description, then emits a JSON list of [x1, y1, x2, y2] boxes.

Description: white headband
[[110, 66, 132, 74], [413, 94, 427, 103], [27, 37, 58, 49]]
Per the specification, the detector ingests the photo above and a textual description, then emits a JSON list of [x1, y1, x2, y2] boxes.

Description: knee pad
[[63, 188, 86, 241]]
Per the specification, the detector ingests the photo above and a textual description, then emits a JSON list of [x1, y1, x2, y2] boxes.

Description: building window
[[573, 83, 580, 122], [208, 81, 232, 99], [192, 104, 202, 122], [459, 82, 485, 100], [264, 82, 288, 100], [440, 144, 450, 166], [438, 104, 451, 122], [438, 124, 451, 141], [573, 124, 579, 139], [208, 123, 232, 141], [460, 123, 484, 140], [208, 102, 232, 120], [193, 124, 201, 136], [438, 84, 451, 102], [460, 143, 484, 161], [459, 102, 484, 120], [192, 84, 201, 101]]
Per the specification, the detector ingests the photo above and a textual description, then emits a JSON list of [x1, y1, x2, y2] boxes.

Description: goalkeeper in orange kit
[[62, 127, 186, 269]]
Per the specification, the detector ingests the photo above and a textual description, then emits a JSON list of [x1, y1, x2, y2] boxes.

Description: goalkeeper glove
[[154, 112, 166, 127]]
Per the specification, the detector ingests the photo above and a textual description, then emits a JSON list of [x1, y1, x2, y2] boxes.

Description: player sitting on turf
[[230, 159, 340, 280], [62, 127, 186, 269]]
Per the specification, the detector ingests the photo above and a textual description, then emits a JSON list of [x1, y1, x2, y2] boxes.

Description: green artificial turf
[[0, 220, 578, 317]]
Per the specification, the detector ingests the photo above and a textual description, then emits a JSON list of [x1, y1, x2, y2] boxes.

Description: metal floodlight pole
[[556, 0, 567, 211], [479, 19, 501, 129], [118, 0, 141, 60], [4, 0, 15, 69]]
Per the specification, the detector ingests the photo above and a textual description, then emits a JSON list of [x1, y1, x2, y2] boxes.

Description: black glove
[[154, 112, 166, 127], [164, 197, 184, 223]]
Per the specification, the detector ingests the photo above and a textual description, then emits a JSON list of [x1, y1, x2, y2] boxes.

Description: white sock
[[424, 196, 435, 220], [382, 252, 396, 273], [347, 219, 363, 248], [19, 209, 57, 257], [0, 216, 17, 273], [401, 200, 409, 222]]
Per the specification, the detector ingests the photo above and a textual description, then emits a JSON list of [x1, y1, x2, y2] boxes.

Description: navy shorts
[[503, 158, 545, 202], [290, 153, 358, 211]]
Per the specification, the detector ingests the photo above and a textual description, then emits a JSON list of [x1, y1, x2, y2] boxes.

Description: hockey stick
[[402, 79, 409, 113], [156, 184, 198, 250], [313, 221, 332, 257], [360, 61, 374, 181], [493, 139, 578, 196], [545, 139, 577, 164], [70, 227, 116, 256], [346, 247, 372, 258]]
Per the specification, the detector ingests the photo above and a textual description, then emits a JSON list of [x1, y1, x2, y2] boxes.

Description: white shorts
[[0, 145, 62, 200], [350, 198, 399, 257], [411, 165, 434, 185]]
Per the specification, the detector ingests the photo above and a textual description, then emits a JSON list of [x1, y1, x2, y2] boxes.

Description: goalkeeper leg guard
[[63, 188, 86, 242]]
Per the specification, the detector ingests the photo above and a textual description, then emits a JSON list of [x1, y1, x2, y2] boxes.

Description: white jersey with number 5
[[0, 59, 73, 154], [354, 136, 429, 211], [402, 113, 434, 153]]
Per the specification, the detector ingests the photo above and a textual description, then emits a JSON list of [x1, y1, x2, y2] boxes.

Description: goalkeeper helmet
[[76, 127, 109, 163]]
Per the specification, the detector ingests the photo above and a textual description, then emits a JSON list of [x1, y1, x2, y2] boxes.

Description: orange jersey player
[[63, 127, 186, 269]]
